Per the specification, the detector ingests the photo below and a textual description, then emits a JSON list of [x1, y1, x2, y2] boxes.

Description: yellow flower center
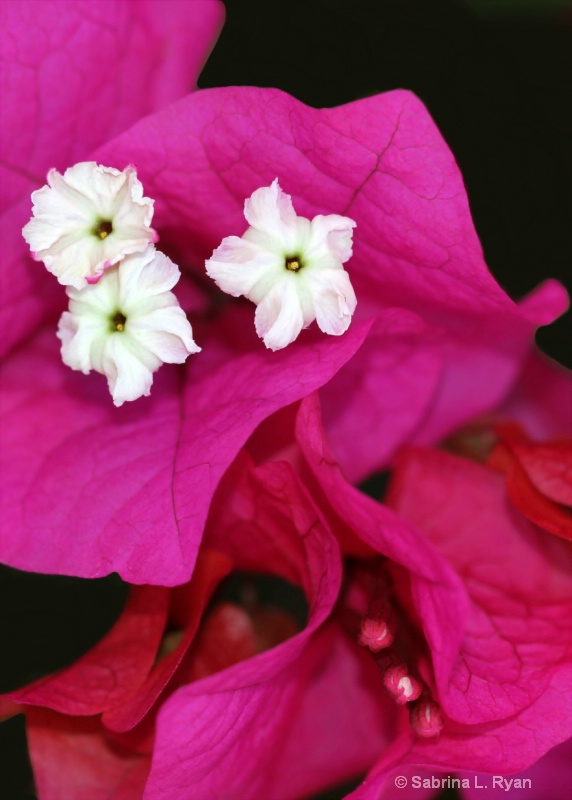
[[285, 256, 302, 272], [94, 220, 113, 239], [111, 312, 127, 332]]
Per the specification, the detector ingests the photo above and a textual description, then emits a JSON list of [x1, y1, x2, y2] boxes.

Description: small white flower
[[22, 161, 156, 289], [57, 247, 201, 406], [205, 179, 357, 351]]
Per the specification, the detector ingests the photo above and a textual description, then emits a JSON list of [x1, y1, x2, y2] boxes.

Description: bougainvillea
[[1, 80, 566, 585], [4, 352, 570, 799], [2, 2, 570, 799], [3, 454, 385, 799]]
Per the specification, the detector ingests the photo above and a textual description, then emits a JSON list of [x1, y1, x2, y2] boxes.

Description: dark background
[[2, 1, 571, 798]]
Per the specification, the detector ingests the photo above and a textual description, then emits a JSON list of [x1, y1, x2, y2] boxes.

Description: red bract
[[385, 446, 572, 740], [4, 455, 387, 799], [241, 386, 570, 795], [5, 367, 571, 798], [349, 442, 571, 795], [488, 423, 572, 541]]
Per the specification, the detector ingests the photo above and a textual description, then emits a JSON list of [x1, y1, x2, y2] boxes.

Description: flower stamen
[[94, 219, 113, 240], [111, 312, 127, 332], [285, 256, 302, 272]]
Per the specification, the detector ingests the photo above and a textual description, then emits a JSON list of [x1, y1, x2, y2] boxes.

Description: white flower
[[205, 179, 357, 351], [57, 247, 201, 406], [22, 162, 156, 289]]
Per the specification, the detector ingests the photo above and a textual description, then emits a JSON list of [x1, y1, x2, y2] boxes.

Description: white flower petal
[[24, 165, 97, 235], [103, 335, 158, 407], [111, 167, 154, 227], [206, 235, 284, 299], [39, 166, 97, 217], [118, 248, 180, 311], [243, 213, 312, 262], [306, 269, 357, 335], [306, 214, 357, 263], [58, 311, 91, 373], [243, 178, 310, 255], [254, 276, 305, 351], [244, 178, 297, 240], [59, 302, 119, 377], [129, 307, 201, 363], [67, 266, 120, 314], [45, 236, 110, 289]]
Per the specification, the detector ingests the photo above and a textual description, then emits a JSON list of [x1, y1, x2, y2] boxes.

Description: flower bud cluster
[[358, 599, 395, 651], [409, 698, 445, 738], [357, 576, 443, 738]]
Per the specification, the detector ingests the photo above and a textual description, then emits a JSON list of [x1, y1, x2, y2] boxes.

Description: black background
[[2, 1, 571, 798]]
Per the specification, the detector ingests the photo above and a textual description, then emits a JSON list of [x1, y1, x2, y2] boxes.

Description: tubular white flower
[[57, 247, 201, 406], [205, 179, 357, 350], [22, 162, 156, 289]]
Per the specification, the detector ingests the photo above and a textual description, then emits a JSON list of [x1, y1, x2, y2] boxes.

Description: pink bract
[[278, 383, 571, 792], [1, 0, 225, 212], [1, 74, 567, 584], [5, 455, 386, 799], [386, 446, 572, 736], [5, 373, 571, 797], [1, 0, 225, 356], [356, 740, 572, 800], [460, 740, 572, 800]]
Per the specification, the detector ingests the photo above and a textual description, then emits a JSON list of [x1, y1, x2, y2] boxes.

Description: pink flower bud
[[383, 664, 422, 705], [409, 698, 444, 738], [358, 610, 394, 652]]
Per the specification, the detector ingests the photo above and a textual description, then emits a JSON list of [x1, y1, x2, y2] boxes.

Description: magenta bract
[[1, 81, 566, 584], [0, 2, 567, 690]]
